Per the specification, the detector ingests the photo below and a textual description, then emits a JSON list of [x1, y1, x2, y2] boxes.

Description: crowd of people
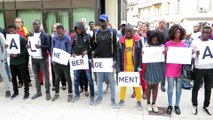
[[0, 14, 213, 116]]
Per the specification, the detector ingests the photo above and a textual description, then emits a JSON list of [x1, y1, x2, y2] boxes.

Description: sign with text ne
[[167, 47, 192, 64], [6, 34, 20, 54], [52, 48, 70, 65], [118, 72, 140, 87], [93, 58, 113, 72], [198, 42, 213, 65], [27, 37, 42, 57], [142, 47, 165, 63], [70, 55, 89, 70]]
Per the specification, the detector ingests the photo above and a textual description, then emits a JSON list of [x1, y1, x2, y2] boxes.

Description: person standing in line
[[143, 30, 165, 113], [51, 24, 73, 102], [165, 24, 186, 115], [91, 14, 117, 108], [29, 19, 51, 100], [191, 26, 213, 115], [8, 24, 30, 100], [117, 24, 143, 110]]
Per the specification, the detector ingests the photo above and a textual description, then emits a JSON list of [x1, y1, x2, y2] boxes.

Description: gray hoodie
[[0, 33, 7, 61]]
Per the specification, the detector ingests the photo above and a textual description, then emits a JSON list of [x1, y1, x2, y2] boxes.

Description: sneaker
[[80, 89, 83, 93], [203, 106, 212, 115], [46, 93, 51, 101], [11, 93, 19, 100], [174, 106, 181, 115], [161, 85, 166, 92], [67, 94, 73, 102], [28, 82, 32, 87], [85, 91, 89, 97], [31, 93, 42, 100], [62, 86, 66, 90], [152, 104, 159, 113], [111, 99, 117, 109], [93, 97, 102, 106], [192, 106, 198, 115], [52, 94, 59, 101], [5, 91, 11, 98], [142, 93, 146, 100], [52, 87, 55, 91], [71, 95, 80, 103], [0, 77, 3, 83], [167, 106, 173, 115], [137, 101, 142, 111], [18, 83, 23, 88], [117, 100, 125, 109], [23, 92, 30, 100], [147, 104, 152, 112], [131, 92, 136, 98], [90, 97, 95, 105]]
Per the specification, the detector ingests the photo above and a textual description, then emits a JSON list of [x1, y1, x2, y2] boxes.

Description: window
[[0, 11, 4, 28], [198, 0, 210, 12], [165, 2, 170, 14], [73, 8, 95, 27], [175, 0, 180, 13]]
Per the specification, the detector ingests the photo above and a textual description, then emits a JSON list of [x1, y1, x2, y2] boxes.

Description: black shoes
[[175, 106, 181, 115], [161, 85, 166, 92], [167, 106, 172, 115]]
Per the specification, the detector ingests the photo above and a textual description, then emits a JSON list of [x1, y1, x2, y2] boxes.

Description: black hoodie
[[72, 22, 91, 57]]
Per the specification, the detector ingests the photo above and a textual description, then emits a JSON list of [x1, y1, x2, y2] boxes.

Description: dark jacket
[[72, 22, 91, 57], [29, 31, 50, 59], [116, 34, 142, 72]]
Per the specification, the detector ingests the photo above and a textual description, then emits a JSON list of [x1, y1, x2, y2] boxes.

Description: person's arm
[[0, 33, 7, 61], [40, 33, 50, 50], [112, 29, 117, 66], [16, 37, 27, 58]]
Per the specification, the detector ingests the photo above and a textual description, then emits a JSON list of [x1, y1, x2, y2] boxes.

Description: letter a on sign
[[202, 46, 213, 59], [6, 34, 20, 54]]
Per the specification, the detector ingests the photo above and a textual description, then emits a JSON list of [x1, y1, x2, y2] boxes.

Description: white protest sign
[[6, 34, 20, 54], [93, 58, 113, 72], [52, 48, 70, 65], [27, 36, 42, 57], [198, 42, 213, 65], [142, 47, 165, 63], [118, 72, 140, 87], [70, 55, 89, 70], [166, 47, 192, 64]]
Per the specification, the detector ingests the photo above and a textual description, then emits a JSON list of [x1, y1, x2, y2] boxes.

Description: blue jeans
[[74, 69, 94, 97], [167, 77, 182, 107], [97, 72, 115, 100]]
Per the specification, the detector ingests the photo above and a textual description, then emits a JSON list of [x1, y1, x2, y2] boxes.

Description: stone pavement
[[0, 80, 212, 120]]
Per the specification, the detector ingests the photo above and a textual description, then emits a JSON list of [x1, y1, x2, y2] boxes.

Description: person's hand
[[5, 45, 8, 49], [72, 53, 77, 58], [141, 51, 144, 56], [11, 54, 18, 58], [163, 47, 168, 54], [0, 59, 3, 63], [26, 45, 30, 48], [196, 50, 200, 57], [35, 44, 41, 49], [82, 50, 87, 57]]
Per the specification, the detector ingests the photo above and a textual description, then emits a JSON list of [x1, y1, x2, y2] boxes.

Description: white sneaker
[[152, 104, 159, 113], [192, 106, 197, 115], [147, 104, 152, 112]]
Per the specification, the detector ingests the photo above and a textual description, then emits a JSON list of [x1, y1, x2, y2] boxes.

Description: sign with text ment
[[70, 55, 89, 70], [52, 48, 70, 65], [118, 72, 140, 87], [6, 34, 20, 54], [93, 58, 113, 72]]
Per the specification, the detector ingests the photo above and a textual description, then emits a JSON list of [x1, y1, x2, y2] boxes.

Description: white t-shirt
[[191, 38, 213, 69], [32, 32, 43, 59], [86, 30, 93, 37]]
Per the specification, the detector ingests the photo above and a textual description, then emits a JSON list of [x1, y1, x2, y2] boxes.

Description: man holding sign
[[28, 19, 51, 101], [191, 26, 213, 115], [117, 24, 142, 110], [7, 25, 30, 100], [51, 24, 73, 102], [71, 21, 94, 104]]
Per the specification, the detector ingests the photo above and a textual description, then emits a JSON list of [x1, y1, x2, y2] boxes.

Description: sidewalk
[[0, 81, 212, 120]]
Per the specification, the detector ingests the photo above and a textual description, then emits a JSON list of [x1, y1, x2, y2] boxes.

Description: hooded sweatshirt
[[72, 22, 91, 56], [0, 33, 7, 61]]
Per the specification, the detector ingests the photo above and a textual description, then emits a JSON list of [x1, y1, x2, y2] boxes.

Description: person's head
[[201, 26, 212, 41], [89, 21, 95, 30], [142, 22, 149, 33], [125, 24, 134, 39], [81, 18, 86, 27], [211, 23, 213, 32], [147, 30, 164, 45], [169, 24, 186, 40], [33, 19, 41, 33], [56, 24, 65, 38], [158, 19, 166, 30], [99, 14, 108, 29], [52, 23, 61, 33], [138, 21, 143, 31], [120, 20, 127, 30], [193, 23, 200, 33], [7, 24, 17, 34], [15, 18, 22, 29], [21, 20, 24, 27]]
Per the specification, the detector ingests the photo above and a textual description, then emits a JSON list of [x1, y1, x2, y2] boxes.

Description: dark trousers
[[192, 68, 213, 107], [51, 63, 66, 87], [18, 53, 31, 84], [10, 63, 29, 93], [53, 63, 72, 94], [80, 70, 88, 91]]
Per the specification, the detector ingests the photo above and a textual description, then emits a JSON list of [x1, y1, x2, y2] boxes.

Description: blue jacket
[[51, 33, 72, 54]]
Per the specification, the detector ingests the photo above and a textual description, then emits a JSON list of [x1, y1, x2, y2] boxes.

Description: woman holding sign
[[165, 24, 186, 115], [117, 24, 143, 110]]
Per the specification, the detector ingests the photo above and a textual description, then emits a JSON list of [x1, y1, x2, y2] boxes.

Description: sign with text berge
[[93, 58, 113, 72], [6, 34, 20, 54], [70, 55, 89, 70], [118, 72, 140, 87]]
